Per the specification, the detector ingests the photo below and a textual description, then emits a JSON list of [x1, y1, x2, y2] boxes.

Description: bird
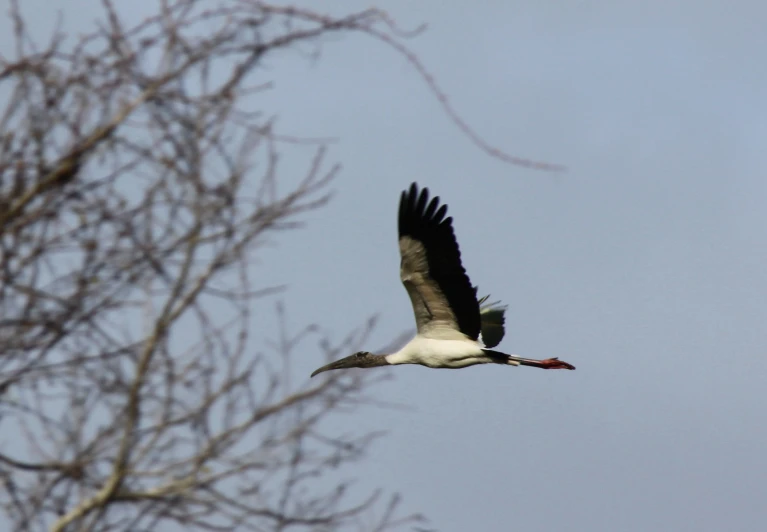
[[310, 183, 575, 378]]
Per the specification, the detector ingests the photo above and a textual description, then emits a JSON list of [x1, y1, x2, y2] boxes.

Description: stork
[[310, 183, 575, 378]]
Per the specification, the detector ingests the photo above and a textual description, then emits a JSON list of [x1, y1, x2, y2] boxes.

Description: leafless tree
[[0, 1, 559, 530]]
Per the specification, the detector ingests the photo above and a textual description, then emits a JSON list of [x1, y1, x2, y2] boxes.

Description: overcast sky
[[6, 1, 767, 531], [268, 3, 767, 531]]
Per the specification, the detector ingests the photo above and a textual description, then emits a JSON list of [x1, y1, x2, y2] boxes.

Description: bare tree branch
[[0, 1, 557, 530]]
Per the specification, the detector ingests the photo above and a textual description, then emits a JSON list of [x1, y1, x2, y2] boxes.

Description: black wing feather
[[398, 183, 481, 339]]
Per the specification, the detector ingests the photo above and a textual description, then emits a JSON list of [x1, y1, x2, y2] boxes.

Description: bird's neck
[[384, 352, 409, 366], [385, 342, 421, 365], [357, 353, 392, 369]]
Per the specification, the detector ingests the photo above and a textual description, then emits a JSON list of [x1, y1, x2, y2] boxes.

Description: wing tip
[[399, 182, 450, 233]]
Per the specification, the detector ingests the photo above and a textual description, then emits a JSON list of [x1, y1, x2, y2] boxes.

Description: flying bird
[[311, 183, 575, 378]]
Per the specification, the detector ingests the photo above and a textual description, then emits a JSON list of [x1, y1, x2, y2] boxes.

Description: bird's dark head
[[310, 351, 388, 378]]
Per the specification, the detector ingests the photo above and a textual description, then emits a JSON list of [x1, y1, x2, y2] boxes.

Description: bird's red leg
[[515, 356, 576, 370]]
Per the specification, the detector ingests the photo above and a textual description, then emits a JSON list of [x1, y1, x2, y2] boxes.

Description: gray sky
[[7, 1, 767, 531], [268, 2, 767, 531]]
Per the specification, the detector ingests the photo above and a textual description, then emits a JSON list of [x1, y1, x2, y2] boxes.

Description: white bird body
[[386, 336, 494, 369], [310, 183, 575, 378]]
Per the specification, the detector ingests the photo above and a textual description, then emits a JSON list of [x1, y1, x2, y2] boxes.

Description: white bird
[[310, 183, 575, 378]]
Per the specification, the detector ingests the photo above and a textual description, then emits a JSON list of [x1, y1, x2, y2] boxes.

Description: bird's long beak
[[310, 355, 360, 378]]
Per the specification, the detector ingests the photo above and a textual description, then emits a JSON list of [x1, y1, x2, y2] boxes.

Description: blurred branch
[[0, 1, 555, 530]]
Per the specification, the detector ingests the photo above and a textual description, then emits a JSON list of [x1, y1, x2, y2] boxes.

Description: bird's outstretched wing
[[477, 292, 507, 348], [398, 183, 481, 340]]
